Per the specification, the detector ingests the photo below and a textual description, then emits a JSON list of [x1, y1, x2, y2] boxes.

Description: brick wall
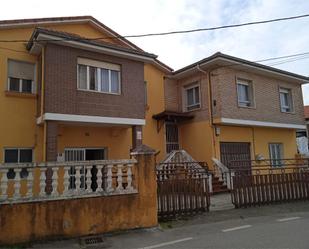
[[212, 67, 305, 124], [164, 72, 210, 122], [165, 67, 304, 125], [44, 44, 145, 119]]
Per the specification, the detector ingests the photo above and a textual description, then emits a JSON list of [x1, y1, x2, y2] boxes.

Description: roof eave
[[173, 54, 309, 83], [27, 32, 157, 63]]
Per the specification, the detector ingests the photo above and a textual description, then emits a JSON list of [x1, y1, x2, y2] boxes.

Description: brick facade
[[46, 121, 58, 161], [43, 44, 145, 119], [212, 67, 305, 124], [165, 67, 305, 125]]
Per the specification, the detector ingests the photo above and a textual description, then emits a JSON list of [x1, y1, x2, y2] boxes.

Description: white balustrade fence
[[0, 159, 138, 204]]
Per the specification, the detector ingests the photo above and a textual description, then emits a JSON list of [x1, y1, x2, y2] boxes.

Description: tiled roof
[[174, 52, 309, 81], [27, 27, 157, 59], [0, 16, 173, 71]]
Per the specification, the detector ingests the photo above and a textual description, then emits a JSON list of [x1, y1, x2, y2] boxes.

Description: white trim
[[78, 57, 120, 71], [33, 33, 155, 62], [37, 113, 145, 126], [216, 117, 306, 129]]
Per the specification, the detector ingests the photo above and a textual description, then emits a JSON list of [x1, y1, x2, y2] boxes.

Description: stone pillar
[[130, 144, 157, 226], [46, 121, 58, 161], [132, 125, 143, 149]]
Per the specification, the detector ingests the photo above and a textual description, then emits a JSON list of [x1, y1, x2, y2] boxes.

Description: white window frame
[[3, 147, 34, 163], [279, 87, 293, 113], [8, 78, 35, 94], [77, 59, 121, 95], [184, 83, 201, 112], [236, 78, 254, 108], [269, 143, 283, 167]]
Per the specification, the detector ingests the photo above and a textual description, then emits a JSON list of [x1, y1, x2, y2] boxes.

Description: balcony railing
[[0, 159, 137, 204]]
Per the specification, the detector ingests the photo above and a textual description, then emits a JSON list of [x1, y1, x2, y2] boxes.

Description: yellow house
[[156, 52, 307, 170], [0, 16, 307, 171], [0, 16, 171, 165]]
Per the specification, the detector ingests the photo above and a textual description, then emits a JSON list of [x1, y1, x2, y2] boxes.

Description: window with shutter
[[7, 60, 35, 94]]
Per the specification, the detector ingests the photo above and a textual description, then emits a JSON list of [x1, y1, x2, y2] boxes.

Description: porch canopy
[[152, 110, 194, 122], [152, 110, 193, 132]]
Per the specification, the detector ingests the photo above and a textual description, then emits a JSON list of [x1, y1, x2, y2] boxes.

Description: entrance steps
[[212, 176, 229, 194]]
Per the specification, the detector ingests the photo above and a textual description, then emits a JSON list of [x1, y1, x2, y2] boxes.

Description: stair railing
[[212, 158, 234, 190]]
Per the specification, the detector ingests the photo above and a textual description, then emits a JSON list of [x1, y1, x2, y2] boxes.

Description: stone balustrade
[[0, 159, 138, 204]]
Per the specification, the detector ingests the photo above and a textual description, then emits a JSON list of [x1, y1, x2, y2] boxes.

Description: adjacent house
[[156, 53, 308, 168], [0, 16, 170, 165]]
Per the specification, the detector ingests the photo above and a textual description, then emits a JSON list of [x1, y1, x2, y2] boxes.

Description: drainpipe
[[196, 65, 217, 159]]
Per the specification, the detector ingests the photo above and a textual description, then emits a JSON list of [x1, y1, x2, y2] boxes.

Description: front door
[[220, 142, 251, 169], [165, 122, 180, 153]]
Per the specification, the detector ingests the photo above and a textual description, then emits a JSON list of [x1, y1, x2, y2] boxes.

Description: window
[[237, 79, 254, 107], [77, 58, 121, 94], [4, 148, 33, 179], [279, 87, 293, 113], [184, 83, 200, 111], [4, 148, 33, 163], [269, 143, 283, 167], [7, 60, 35, 94]]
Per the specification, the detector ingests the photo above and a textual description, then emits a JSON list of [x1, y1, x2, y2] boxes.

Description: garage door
[[220, 142, 251, 169]]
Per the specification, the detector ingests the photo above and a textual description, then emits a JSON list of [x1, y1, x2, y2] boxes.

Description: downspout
[[196, 65, 217, 158]]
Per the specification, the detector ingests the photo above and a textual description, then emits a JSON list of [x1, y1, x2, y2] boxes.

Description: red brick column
[[46, 121, 58, 162]]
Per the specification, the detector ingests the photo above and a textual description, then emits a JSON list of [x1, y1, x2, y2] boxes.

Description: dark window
[[89, 66, 97, 91], [19, 149, 33, 163], [4, 148, 32, 179], [21, 79, 32, 93], [4, 149, 18, 163], [9, 77, 20, 92]]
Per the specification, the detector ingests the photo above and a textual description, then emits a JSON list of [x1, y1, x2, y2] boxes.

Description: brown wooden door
[[220, 142, 251, 169]]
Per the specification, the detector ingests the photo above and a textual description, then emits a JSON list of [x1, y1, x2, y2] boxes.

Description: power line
[[0, 13, 309, 43], [124, 13, 309, 38]]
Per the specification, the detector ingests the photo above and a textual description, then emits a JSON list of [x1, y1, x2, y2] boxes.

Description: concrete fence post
[[130, 144, 158, 226]]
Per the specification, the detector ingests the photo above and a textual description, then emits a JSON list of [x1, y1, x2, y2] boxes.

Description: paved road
[[29, 202, 309, 249]]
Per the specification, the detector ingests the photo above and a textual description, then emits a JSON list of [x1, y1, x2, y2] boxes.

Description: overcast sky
[[1, 0, 309, 104]]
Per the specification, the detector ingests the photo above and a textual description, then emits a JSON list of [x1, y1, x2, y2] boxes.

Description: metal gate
[[165, 122, 180, 153], [156, 162, 210, 220], [220, 142, 251, 170]]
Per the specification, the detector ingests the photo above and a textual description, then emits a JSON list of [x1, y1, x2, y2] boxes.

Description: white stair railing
[[159, 149, 212, 192], [212, 158, 234, 190]]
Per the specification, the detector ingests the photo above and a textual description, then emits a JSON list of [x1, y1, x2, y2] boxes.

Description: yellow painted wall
[[179, 121, 214, 168], [0, 44, 40, 162], [253, 127, 297, 159], [143, 64, 166, 162], [214, 125, 297, 161], [58, 125, 132, 159]]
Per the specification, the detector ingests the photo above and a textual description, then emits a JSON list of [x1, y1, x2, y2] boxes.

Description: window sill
[[237, 104, 256, 110], [280, 110, 295, 115], [77, 89, 121, 96], [184, 107, 201, 113], [5, 91, 37, 99]]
